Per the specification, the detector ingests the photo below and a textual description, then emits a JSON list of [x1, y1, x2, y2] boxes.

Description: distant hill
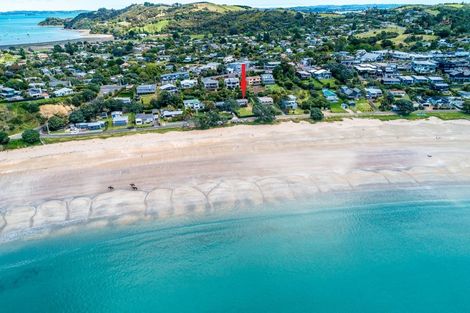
[[291, 4, 403, 12]]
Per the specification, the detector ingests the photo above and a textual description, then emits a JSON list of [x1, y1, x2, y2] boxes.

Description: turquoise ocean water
[[0, 12, 82, 46], [1, 185, 470, 312]]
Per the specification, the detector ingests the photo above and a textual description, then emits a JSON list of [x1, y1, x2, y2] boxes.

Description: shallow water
[[0, 12, 82, 46], [1, 186, 470, 312]]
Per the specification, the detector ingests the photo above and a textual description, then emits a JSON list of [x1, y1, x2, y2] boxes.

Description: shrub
[[310, 107, 324, 121], [22, 129, 40, 144]]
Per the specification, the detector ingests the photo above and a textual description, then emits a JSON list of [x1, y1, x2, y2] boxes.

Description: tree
[[395, 99, 415, 116], [48, 116, 66, 131], [463, 100, 470, 114], [0, 131, 10, 146], [69, 110, 86, 124], [253, 103, 275, 123], [22, 129, 40, 144], [195, 111, 223, 129], [310, 107, 324, 121]]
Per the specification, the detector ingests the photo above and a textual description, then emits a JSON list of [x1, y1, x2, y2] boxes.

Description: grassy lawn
[[5, 139, 41, 150], [356, 25, 405, 38], [287, 108, 306, 115], [319, 78, 338, 88], [330, 101, 347, 113], [236, 106, 254, 118], [355, 99, 373, 112], [193, 2, 245, 12], [390, 34, 438, 46], [140, 94, 156, 106], [135, 20, 169, 33]]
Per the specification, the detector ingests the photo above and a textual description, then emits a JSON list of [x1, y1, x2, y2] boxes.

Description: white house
[[180, 79, 198, 89], [257, 96, 274, 105], [184, 99, 205, 110], [225, 77, 240, 89], [53, 87, 74, 97], [282, 95, 298, 110], [411, 61, 437, 74]]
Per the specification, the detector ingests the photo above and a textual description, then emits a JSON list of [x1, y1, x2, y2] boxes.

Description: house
[[236, 99, 249, 107], [135, 113, 155, 125], [448, 70, 470, 83], [261, 74, 276, 85], [224, 77, 240, 89], [312, 69, 332, 80], [257, 96, 274, 105], [297, 71, 311, 80], [340, 86, 361, 99], [322, 89, 339, 102], [432, 83, 449, 91], [184, 99, 204, 110], [381, 77, 401, 85], [412, 75, 428, 84], [0, 87, 18, 98], [161, 110, 183, 118], [75, 121, 105, 131], [180, 79, 198, 89], [202, 78, 219, 91], [360, 52, 382, 62], [246, 76, 262, 86], [389, 90, 407, 97], [53, 87, 74, 97], [159, 84, 178, 94], [281, 95, 298, 110], [399, 75, 414, 84], [411, 61, 437, 74], [114, 97, 132, 104], [136, 84, 156, 95], [161, 72, 190, 82], [28, 88, 48, 99], [365, 87, 383, 99], [264, 62, 281, 71], [49, 80, 71, 88], [428, 76, 445, 84], [112, 115, 129, 126], [111, 111, 123, 119]]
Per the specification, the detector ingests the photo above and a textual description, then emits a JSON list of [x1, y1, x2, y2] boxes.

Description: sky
[[0, 0, 467, 12]]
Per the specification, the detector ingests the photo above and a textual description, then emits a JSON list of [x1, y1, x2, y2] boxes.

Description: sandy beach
[[0, 30, 113, 50], [1, 118, 470, 241]]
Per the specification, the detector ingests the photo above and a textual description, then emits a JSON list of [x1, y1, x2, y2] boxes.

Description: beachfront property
[[135, 113, 155, 125], [323, 89, 339, 102], [161, 110, 184, 118], [112, 115, 129, 126], [281, 95, 298, 110], [257, 96, 274, 105], [75, 121, 106, 131]]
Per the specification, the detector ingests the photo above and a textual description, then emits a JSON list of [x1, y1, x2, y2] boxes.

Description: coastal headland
[[1, 118, 470, 242]]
